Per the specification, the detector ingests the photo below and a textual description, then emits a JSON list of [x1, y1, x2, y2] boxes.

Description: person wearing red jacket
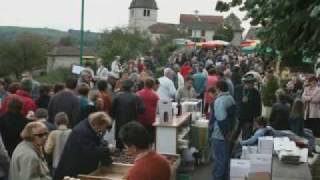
[[1, 80, 37, 117], [120, 122, 171, 180], [137, 78, 159, 142], [180, 62, 192, 79]]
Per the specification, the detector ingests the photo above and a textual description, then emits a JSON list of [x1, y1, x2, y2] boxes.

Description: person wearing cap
[[234, 74, 262, 139], [111, 80, 145, 150]]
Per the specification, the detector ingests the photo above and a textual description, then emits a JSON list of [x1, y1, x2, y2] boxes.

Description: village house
[[46, 46, 96, 72]]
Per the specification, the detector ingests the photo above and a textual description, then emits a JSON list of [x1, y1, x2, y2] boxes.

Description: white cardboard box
[[248, 154, 272, 173], [230, 159, 250, 179], [241, 146, 258, 159], [158, 99, 173, 123], [258, 136, 274, 154]]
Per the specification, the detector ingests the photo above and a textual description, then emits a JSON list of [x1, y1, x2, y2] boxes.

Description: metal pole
[[80, 0, 85, 65]]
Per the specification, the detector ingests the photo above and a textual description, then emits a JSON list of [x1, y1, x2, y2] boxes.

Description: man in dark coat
[[234, 74, 262, 139], [54, 112, 113, 180], [111, 80, 145, 150], [48, 76, 80, 127]]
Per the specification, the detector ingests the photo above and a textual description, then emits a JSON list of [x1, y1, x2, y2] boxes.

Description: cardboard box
[[247, 172, 271, 180], [182, 99, 202, 112], [258, 136, 274, 154], [230, 159, 250, 179], [158, 99, 173, 123], [241, 146, 258, 159], [248, 154, 272, 173]]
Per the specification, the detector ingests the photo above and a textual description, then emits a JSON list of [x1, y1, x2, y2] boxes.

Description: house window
[[201, 30, 206, 37], [131, 10, 134, 17], [143, 9, 150, 17]]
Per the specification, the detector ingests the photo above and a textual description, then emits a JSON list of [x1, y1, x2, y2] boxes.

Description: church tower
[[128, 0, 158, 31]]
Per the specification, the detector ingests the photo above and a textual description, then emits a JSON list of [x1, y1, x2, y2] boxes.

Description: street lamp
[[80, 0, 85, 65]]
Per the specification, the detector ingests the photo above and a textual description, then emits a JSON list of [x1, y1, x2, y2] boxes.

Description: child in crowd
[[240, 116, 268, 146], [44, 112, 72, 176], [34, 108, 56, 132]]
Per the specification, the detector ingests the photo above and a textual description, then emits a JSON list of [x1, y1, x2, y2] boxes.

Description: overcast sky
[[0, 0, 249, 32]]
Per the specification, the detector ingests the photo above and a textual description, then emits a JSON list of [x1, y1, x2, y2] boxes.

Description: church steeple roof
[[129, 0, 158, 10]]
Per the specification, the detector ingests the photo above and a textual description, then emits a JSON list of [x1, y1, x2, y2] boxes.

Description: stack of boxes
[[230, 159, 251, 180], [230, 136, 274, 180]]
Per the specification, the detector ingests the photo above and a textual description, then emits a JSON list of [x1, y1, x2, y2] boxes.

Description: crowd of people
[[0, 46, 318, 180]]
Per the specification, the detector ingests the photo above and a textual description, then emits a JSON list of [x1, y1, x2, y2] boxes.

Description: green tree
[[213, 25, 234, 42], [261, 75, 280, 106], [58, 36, 75, 46], [98, 28, 152, 64], [152, 29, 188, 65], [0, 33, 51, 78], [216, 0, 320, 61]]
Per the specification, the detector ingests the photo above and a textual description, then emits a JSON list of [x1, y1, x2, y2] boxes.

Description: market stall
[[230, 135, 313, 180]]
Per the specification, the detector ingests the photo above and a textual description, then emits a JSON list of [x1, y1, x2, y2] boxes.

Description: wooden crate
[[78, 154, 180, 180], [78, 163, 131, 180]]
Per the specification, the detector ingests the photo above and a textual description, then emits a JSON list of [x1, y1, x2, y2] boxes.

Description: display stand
[[153, 112, 192, 154]]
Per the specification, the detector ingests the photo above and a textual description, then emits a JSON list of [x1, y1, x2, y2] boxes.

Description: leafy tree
[[58, 36, 75, 46], [152, 29, 188, 65], [261, 75, 280, 106], [98, 28, 152, 64], [216, 0, 320, 61], [213, 25, 234, 42], [0, 33, 51, 78]]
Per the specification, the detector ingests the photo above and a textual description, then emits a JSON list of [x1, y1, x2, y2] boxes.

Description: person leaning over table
[[119, 122, 171, 180], [54, 112, 113, 180], [9, 121, 51, 180]]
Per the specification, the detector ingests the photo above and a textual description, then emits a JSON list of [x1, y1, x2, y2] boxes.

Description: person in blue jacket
[[240, 116, 268, 146], [210, 80, 236, 180]]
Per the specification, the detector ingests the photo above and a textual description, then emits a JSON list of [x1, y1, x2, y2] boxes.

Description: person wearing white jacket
[[95, 59, 109, 81], [111, 56, 123, 79], [157, 68, 177, 100]]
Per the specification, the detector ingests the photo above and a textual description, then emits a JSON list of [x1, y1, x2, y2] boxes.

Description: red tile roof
[[149, 23, 177, 34], [180, 14, 224, 25]]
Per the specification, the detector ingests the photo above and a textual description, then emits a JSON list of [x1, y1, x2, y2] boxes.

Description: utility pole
[[80, 0, 85, 65]]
